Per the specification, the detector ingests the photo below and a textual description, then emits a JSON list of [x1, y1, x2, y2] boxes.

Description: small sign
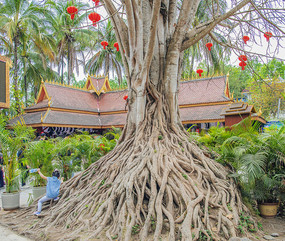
[[0, 55, 10, 109]]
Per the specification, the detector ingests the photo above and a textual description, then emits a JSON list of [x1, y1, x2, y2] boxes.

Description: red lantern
[[88, 12, 101, 26], [114, 42, 119, 51], [264, 32, 272, 42], [196, 69, 203, 77], [67, 6, 78, 20], [101, 41, 109, 49], [239, 61, 247, 70], [205, 42, 213, 51], [243, 36, 250, 44], [123, 95, 128, 100], [238, 55, 247, 63], [92, 0, 100, 6]]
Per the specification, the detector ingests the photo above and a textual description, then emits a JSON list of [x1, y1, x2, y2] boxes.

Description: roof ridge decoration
[[85, 75, 112, 96], [224, 73, 231, 99], [44, 80, 87, 91], [35, 80, 51, 104]]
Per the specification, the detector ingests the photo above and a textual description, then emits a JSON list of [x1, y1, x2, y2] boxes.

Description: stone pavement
[[0, 185, 33, 241]]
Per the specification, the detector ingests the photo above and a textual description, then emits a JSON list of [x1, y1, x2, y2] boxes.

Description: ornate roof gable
[[85, 75, 111, 96], [36, 81, 51, 104]]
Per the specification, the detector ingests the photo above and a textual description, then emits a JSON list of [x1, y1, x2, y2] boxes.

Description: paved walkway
[[0, 185, 34, 241]]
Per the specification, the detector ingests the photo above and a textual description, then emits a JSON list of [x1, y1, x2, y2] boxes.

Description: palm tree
[[18, 26, 57, 105], [85, 20, 124, 85], [43, 1, 94, 85], [0, 0, 45, 111]]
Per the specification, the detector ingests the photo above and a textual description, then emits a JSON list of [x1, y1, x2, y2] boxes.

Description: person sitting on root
[[34, 168, 64, 216]]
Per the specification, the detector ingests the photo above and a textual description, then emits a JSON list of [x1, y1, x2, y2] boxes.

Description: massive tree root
[[2, 116, 258, 241]]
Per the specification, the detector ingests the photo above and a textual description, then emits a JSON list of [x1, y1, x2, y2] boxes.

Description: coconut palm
[[43, 0, 94, 85], [0, 0, 46, 111], [85, 20, 124, 85]]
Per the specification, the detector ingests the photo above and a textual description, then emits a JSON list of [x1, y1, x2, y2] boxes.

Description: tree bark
[[13, 35, 20, 113], [67, 39, 72, 85]]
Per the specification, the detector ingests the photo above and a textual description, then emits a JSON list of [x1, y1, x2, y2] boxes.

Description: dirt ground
[[257, 216, 285, 240], [0, 209, 285, 240]]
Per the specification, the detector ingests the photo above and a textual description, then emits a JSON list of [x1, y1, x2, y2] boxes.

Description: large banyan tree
[[6, 0, 285, 240]]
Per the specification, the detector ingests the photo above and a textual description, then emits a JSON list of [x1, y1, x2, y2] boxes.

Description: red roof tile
[[180, 104, 228, 122], [45, 84, 99, 112], [15, 76, 232, 128], [178, 76, 229, 105]]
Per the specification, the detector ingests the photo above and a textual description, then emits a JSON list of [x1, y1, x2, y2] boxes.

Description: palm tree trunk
[[189, 50, 195, 79], [67, 40, 71, 85], [13, 35, 20, 113], [24, 58, 28, 107], [61, 54, 64, 84]]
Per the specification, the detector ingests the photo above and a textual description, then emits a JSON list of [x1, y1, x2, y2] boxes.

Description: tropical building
[[9, 75, 265, 136]]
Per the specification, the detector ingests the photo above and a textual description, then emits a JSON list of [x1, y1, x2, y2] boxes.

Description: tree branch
[[144, 0, 162, 71], [181, 0, 251, 51]]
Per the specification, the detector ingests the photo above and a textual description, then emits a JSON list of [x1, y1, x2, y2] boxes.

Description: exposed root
[[1, 96, 258, 240], [1, 124, 258, 241]]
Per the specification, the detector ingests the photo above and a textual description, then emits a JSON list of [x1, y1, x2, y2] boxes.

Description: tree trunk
[[13, 35, 20, 113], [67, 39, 72, 85], [61, 54, 64, 84], [24, 58, 28, 107]]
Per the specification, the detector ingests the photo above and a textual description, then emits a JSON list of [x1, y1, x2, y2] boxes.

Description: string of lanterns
[[196, 32, 273, 74], [66, 3, 275, 88]]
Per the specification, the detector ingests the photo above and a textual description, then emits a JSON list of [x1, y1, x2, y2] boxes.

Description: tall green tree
[[43, 0, 94, 85], [0, 0, 44, 112], [85, 20, 124, 85]]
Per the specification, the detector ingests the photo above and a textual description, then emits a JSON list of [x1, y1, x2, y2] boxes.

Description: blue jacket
[[46, 176, 61, 198]]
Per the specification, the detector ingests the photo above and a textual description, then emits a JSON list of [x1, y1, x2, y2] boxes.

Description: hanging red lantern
[[88, 12, 101, 26], [67, 6, 78, 20], [92, 0, 100, 6], [243, 36, 250, 44], [238, 55, 247, 63], [123, 95, 128, 100], [264, 32, 272, 42], [101, 41, 109, 49], [205, 42, 213, 51], [239, 61, 247, 70], [114, 42, 119, 51], [196, 69, 203, 77]]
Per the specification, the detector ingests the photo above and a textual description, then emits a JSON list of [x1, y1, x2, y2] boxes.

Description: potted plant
[[226, 123, 285, 218], [23, 139, 54, 199], [0, 116, 34, 210]]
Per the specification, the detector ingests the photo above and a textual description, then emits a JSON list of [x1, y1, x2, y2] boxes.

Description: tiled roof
[[44, 110, 101, 127], [180, 104, 227, 123], [10, 105, 226, 128], [178, 76, 229, 105], [98, 90, 128, 112], [220, 102, 254, 116], [11, 76, 232, 128], [9, 111, 46, 126]]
